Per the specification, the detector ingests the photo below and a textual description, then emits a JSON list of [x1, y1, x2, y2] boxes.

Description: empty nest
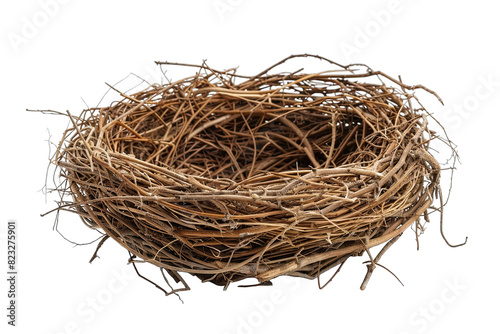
[[49, 54, 464, 294]]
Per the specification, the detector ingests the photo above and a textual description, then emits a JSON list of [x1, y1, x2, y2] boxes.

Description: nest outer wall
[[52, 54, 457, 291]]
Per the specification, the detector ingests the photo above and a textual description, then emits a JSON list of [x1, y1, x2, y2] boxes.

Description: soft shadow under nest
[[48, 54, 465, 294]]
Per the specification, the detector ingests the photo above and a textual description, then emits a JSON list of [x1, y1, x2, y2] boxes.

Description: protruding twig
[[318, 259, 347, 289], [360, 235, 402, 290], [128, 252, 190, 302], [438, 187, 468, 248], [89, 235, 110, 263]]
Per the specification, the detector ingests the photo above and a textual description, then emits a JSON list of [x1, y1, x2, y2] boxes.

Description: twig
[[360, 235, 402, 290]]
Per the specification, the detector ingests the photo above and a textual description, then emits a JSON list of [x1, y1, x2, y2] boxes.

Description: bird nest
[[49, 54, 462, 294]]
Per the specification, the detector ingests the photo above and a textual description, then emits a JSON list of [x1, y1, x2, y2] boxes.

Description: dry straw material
[[47, 54, 465, 294]]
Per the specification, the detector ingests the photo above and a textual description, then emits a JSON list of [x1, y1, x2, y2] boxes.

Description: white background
[[1, 0, 498, 333]]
